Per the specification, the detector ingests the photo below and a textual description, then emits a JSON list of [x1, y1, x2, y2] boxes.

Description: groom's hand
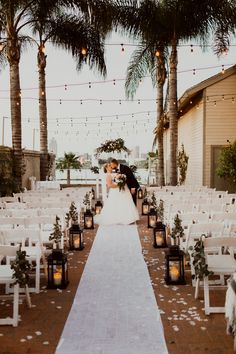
[[131, 188, 136, 194]]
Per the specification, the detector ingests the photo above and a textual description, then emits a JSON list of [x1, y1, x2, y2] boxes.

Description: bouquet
[[115, 173, 127, 191]]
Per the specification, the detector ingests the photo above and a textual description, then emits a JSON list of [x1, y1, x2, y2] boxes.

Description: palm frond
[[46, 13, 107, 76], [125, 43, 155, 99]]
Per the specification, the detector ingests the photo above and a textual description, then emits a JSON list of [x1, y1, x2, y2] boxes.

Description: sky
[[1, 32, 236, 157]]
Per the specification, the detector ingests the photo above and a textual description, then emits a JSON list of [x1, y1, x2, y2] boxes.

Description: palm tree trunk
[[156, 51, 166, 186], [168, 36, 178, 186], [38, 44, 48, 181], [67, 169, 70, 185], [8, 40, 22, 188]]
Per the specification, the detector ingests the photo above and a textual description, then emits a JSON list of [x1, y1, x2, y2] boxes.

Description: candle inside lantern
[[149, 217, 156, 227], [53, 271, 62, 286], [95, 207, 102, 214], [86, 219, 92, 228], [170, 266, 179, 281], [143, 205, 149, 214], [73, 238, 80, 249], [156, 235, 163, 246]]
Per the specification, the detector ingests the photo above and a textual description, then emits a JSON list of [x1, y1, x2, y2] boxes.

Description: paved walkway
[[56, 225, 168, 354]]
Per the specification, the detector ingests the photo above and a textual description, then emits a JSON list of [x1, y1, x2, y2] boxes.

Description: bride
[[94, 163, 140, 225]]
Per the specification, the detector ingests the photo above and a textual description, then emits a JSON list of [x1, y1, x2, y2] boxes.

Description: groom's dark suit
[[118, 164, 140, 205]]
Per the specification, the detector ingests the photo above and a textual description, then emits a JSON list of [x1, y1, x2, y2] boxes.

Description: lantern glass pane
[[155, 231, 164, 245]]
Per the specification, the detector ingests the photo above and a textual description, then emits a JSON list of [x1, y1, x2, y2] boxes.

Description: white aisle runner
[[56, 225, 168, 354]]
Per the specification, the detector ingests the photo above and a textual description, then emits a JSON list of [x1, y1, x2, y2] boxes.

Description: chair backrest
[[0, 228, 42, 247], [228, 224, 236, 237], [204, 236, 236, 249], [0, 217, 26, 229], [11, 209, 39, 217], [25, 215, 56, 230], [185, 222, 225, 250], [0, 245, 19, 257], [4, 202, 27, 209], [0, 210, 12, 217]]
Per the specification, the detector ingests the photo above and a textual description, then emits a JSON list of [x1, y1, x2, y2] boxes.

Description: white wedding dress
[[94, 180, 140, 225]]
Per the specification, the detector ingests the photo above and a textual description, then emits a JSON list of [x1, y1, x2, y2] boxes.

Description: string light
[[1, 63, 233, 94], [155, 50, 160, 57]]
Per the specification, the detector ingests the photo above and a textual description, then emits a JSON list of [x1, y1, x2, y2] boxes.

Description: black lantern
[[47, 251, 69, 289], [138, 188, 144, 199], [148, 208, 157, 228], [142, 200, 150, 215], [69, 225, 84, 251], [164, 249, 186, 285], [95, 200, 103, 215], [84, 209, 94, 229], [153, 222, 167, 248]]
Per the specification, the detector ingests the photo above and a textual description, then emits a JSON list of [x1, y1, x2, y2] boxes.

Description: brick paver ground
[[0, 201, 234, 354]]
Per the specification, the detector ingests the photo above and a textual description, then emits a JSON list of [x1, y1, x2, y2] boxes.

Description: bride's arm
[[106, 174, 117, 189]]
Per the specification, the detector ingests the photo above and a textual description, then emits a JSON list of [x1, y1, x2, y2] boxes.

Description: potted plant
[[49, 216, 63, 252], [65, 202, 79, 228], [83, 192, 91, 211], [170, 214, 184, 252]]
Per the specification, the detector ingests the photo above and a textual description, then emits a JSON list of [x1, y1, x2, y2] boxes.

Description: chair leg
[[13, 283, 19, 327], [204, 276, 210, 315], [194, 278, 200, 299], [35, 255, 40, 293]]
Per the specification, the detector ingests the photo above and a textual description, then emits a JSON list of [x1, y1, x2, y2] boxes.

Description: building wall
[[22, 150, 41, 189], [204, 74, 236, 187], [178, 103, 204, 186]]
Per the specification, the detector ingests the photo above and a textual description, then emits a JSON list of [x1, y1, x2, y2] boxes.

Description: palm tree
[[27, 0, 114, 180], [0, 0, 114, 186], [0, 0, 28, 186], [56, 152, 82, 184], [124, 42, 168, 186], [113, 0, 232, 185]]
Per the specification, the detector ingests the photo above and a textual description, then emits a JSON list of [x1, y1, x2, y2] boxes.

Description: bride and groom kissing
[[94, 158, 140, 226]]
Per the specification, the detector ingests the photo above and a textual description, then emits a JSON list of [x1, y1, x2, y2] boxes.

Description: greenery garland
[[157, 199, 164, 223], [177, 144, 189, 185], [189, 235, 213, 280], [95, 138, 130, 157], [11, 250, 31, 287]]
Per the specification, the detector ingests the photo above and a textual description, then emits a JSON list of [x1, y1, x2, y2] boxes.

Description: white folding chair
[[0, 245, 19, 326], [1, 229, 45, 293], [203, 237, 236, 315]]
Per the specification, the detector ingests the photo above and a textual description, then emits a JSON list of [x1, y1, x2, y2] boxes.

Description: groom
[[110, 158, 140, 205]]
